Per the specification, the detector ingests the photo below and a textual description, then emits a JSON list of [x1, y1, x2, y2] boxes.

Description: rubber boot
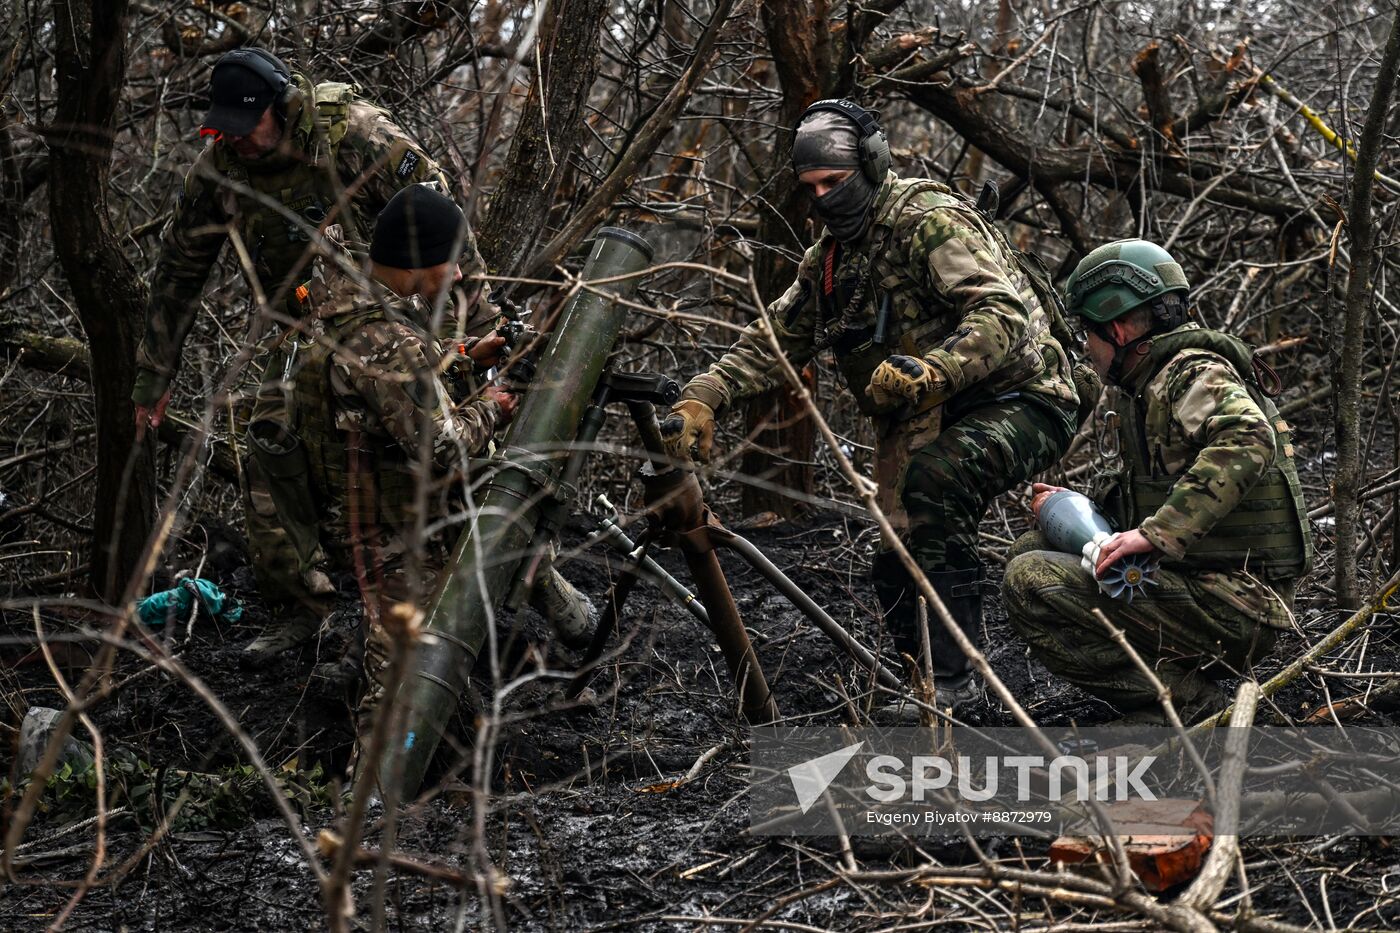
[[531, 563, 597, 650], [871, 557, 925, 724], [923, 567, 985, 709], [871, 553, 984, 718]]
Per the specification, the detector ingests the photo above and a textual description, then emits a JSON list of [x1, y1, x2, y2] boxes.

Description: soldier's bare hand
[[485, 385, 518, 422], [1094, 529, 1156, 579], [1029, 482, 1069, 521], [134, 390, 172, 440], [468, 331, 508, 367]]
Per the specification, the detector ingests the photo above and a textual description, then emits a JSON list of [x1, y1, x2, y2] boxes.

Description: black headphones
[[797, 98, 891, 184], [218, 47, 292, 112]]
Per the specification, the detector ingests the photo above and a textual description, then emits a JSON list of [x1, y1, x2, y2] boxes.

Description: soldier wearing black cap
[[132, 48, 498, 662], [288, 185, 593, 759]]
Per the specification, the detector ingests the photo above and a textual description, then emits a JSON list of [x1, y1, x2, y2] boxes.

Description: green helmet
[[1065, 239, 1190, 323]]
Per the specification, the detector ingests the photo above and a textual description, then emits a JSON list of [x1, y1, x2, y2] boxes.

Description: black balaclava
[[792, 110, 879, 243]]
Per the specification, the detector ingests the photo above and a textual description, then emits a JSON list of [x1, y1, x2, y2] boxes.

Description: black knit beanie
[[370, 184, 466, 269]]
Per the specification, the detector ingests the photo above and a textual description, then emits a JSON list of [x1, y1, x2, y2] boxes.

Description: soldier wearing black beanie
[[369, 184, 469, 300]]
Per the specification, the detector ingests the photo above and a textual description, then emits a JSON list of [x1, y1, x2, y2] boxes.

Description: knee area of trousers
[[901, 453, 977, 512], [1002, 551, 1074, 609], [1007, 530, 1050, 561]]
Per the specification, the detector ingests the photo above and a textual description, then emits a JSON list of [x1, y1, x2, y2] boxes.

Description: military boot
[[923, 567, 986, 709], [872, 553, 984, 719], [1109, 679, 1226, 727], [531, 564, 597, 650], [240, 612, 322, 667], [313, 635, 365, 690]]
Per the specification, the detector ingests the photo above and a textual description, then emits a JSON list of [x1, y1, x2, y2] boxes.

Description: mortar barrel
[[382, 228, 654, 797]]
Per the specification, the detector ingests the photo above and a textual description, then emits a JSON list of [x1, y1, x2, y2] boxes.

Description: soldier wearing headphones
[[131, 48, 499, 662], [661, 100, 1081, 713]]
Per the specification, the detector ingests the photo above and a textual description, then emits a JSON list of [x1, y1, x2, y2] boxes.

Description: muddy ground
[[5, 502, 1400, 931]]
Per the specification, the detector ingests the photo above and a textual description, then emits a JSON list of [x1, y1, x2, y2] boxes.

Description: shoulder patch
[[928, 235, 979, 290], [396, 150, 422, 180]]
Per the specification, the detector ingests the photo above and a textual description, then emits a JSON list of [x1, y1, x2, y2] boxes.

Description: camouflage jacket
[[134, 73, 485, 405], [681, 174, 1078, 420], [1098, 324, 1305, 626], [293, 259, 500, 552]]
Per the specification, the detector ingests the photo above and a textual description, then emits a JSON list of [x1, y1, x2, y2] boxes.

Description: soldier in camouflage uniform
[[291, 186, 510, 759], [661, 100, 1081, 709], [131, 48, 489, 662], [1002, 240, 1312, 723]]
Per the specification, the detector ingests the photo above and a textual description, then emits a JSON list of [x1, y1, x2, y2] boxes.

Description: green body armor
[[292, 309, 427, 552], [211, 80, 358, 316], [1102, 328, 1313, 579]]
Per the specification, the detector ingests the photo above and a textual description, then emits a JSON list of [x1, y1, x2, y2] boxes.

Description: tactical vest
[[814, 179, 1054, 417], [292, 308, 426, 552], [212, 80, 358, 317], [1101, 327, 1313, 578]]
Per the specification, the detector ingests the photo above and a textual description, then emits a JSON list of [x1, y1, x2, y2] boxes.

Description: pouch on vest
[[249, 419, 327, 577]]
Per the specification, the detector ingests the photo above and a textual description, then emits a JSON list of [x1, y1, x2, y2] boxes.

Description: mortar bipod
[[564, 402, 903, 714]]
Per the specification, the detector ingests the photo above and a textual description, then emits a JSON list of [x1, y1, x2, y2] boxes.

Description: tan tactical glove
[[866, 355, 948, 409], [659, 399, 716, 463]]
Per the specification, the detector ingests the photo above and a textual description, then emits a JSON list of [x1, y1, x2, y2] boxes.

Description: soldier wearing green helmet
[[1000, 238, 1312, 723]]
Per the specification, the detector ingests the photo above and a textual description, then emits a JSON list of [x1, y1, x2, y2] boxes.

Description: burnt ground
[[5, 507, 1400, 931]]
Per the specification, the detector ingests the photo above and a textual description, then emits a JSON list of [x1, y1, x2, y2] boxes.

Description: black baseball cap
[[203, 49, 288, 136]]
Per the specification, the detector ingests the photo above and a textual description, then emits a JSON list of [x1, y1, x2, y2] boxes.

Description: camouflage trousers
[[243, 342, 331, 624], [1001, 530, 1279, 719], [897, 394, 1076, 571]]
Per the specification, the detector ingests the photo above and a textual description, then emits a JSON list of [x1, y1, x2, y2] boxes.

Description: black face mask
[[813, 171, 878, 243]]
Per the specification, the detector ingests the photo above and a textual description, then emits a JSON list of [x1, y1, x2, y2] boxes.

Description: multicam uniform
[[681, 174, 1079, 569], [1003, 324, 1312, 718], [289, 260, 501, 737], [678, 172, 1079, 686], [133, 73, 485, 619]]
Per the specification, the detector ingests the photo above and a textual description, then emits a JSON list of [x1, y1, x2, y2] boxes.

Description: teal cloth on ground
[[137, 579, 243, 626]]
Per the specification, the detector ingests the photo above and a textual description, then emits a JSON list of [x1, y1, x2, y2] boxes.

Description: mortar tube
[[380, 228, 655, 798], [508, 381, 613, 610], [710, 527, 904, 692]]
